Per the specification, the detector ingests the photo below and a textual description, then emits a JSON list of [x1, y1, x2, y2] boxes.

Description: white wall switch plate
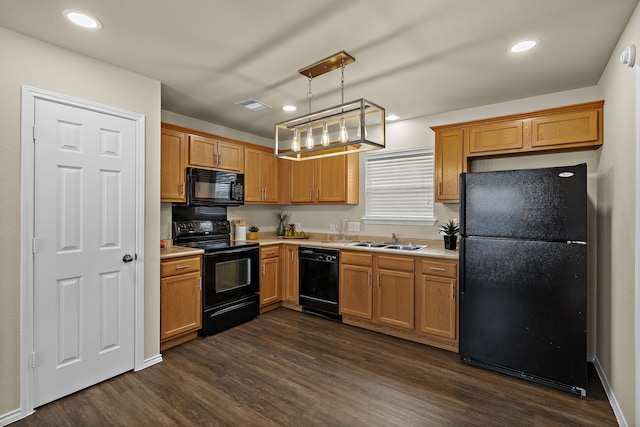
[[348, 221, 360, 232], [329, 223, 336, 231]]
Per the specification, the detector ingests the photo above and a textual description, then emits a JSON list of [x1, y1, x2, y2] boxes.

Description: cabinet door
[[531, 110, 599, 149], [315, 155, 346, 203], [339, 264, 373, 319], [375, 268, 414, 330], [160, 272, 202, 341], [468, 120, 523, 155], [282, 245, 298, 303], [261, 153, 279, 203], [160, 127, 188, 202], [188, 135, 217, 168], [435, 129, 464, 203], [260, 256, 281, 307], [290, 161, 315, 203], [216, 140, 244, 172], [244, 148, 263, 202], [416, 274, 456, 340]]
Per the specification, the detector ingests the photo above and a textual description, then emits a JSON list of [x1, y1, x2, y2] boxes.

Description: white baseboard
[[138, 353, 163, 371], [0, 407, 29, 427], [591, 355, 627, 427]]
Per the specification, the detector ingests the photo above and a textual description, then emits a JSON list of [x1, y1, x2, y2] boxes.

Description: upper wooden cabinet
[[189, 134, 244, 173], [434, 129, 465, 203], [289, 147, 359, 204], [245, 147, 279, 203], [431, 100, 604, 203], [160, 127, 188, 203]]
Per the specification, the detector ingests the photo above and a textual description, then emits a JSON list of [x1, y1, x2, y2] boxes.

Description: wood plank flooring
[[16, 308, 617, 426]]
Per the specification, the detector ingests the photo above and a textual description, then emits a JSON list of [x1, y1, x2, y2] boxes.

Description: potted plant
[[274, 210, 290, 236], [247, 225, 259, 240], [440, 219, 459, 250]]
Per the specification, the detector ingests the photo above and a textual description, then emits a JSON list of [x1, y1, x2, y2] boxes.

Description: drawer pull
[[430, 267, 446, 271], [175, 265, 190, 269]]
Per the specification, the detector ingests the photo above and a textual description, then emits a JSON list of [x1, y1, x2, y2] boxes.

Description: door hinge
[[33, 125, 44, 143], [32, 238, 41, 254]]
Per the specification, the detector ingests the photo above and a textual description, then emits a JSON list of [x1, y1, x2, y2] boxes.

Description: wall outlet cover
[[348, 221, 360, 232]]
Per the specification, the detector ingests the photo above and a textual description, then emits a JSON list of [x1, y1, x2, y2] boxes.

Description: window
[[363, 148, 435, 225]]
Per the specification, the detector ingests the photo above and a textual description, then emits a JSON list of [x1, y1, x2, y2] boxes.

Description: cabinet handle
[[430, 267, 446, 271], [438, 182, 442, 195], [175, 265, 190, 270], [309, 188, 313, 200], [180, 182, 185, 195], [377, 274, 380, 288], [199, 278, 202, 291], [316, 188, 320, 199], [262, 264, 265, 275], [368, 271, 371, 287], [291, 252, 295, 263], [267, 251, 277, 256], [452, 284, 455, 299], [262, 188, 266, 200]]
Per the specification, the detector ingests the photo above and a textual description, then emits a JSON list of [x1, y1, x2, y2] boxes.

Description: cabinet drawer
[[419, 259, 457, 278], [161, 256, 201, 277], [377, 255, 414, 272], [260, 245, 280, 259], [341, 251, 373, 267]]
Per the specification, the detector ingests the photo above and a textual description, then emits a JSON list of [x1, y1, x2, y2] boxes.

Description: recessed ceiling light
[[282, 105, 297, 112], [386, 114, 400, 121], [63, 9, 102, 29], [510, 40, 537, 53]]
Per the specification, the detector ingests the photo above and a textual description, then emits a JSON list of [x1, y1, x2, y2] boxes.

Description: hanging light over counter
[[275, 51, 385, 161]]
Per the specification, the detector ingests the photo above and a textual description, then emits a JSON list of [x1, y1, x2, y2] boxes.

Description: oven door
[[202, 247, 259, 308], [186, 167, 244, 206]]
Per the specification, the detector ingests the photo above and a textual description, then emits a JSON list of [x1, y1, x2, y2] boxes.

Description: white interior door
[[32, 98, 137, 407]]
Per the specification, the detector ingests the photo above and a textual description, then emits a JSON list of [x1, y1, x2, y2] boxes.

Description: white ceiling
[[1, 0, 638, 139]]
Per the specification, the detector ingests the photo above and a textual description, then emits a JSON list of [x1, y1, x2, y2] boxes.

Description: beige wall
[[0, 27, 161, 415], [596, 3, 640, 425]]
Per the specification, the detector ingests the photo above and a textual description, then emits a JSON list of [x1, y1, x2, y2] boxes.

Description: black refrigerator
[[459, 164, 587, 396]]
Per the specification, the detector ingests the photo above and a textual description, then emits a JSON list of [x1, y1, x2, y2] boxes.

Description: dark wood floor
[[16, 308, 617, 426]]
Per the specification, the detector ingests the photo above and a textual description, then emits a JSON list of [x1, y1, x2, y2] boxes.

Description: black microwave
[[186, 167, 244, 206]]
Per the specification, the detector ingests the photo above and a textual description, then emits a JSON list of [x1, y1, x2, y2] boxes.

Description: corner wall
[[595, 3, 640, 425], [0, 26, 161, 415]]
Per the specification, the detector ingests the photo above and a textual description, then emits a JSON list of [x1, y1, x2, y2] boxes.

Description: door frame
[[19, 86, 146, 416]]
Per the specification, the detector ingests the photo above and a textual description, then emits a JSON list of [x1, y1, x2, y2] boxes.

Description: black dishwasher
[[298, 246, 341, 320]]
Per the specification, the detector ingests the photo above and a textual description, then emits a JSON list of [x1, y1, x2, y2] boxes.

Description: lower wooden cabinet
[[340, 251, 458, 352], [281, 245, 299, 305], [376, 255, 415, 330], [340, 252, 415, 330], [416, 259, 458, 340], [340, 252, 373, 319], [260, 245, 281, 310], [160, 255, 202, 350]]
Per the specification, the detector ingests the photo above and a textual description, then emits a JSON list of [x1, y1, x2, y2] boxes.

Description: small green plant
[[440, 219, 459, 236], [248, 225, 259, 232]]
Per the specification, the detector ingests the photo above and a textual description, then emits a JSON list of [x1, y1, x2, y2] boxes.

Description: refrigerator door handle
[[567, 241, 587, 245], [459, 238, 465, 295]]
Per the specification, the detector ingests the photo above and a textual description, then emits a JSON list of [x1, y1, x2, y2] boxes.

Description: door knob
[[122, 254, 134, 263]]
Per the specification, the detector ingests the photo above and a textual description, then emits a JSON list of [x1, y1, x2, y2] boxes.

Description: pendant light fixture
[[275, 51, 385, 161]]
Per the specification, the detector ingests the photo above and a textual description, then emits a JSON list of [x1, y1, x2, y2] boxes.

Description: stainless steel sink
[[348, 242, 428, 251], [382, 244, 428, 251], [348, 242, 388, 248]]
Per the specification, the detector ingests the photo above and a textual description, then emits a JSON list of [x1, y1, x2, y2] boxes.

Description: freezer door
[[459, 237, 587, 393], [460, 164, 586, 241]]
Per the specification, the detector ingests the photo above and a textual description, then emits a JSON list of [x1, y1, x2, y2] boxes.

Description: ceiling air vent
[[236, 99, 271, 112]]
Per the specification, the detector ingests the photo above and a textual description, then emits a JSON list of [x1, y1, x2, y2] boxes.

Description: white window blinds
[[363, 148, 435, 225]]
